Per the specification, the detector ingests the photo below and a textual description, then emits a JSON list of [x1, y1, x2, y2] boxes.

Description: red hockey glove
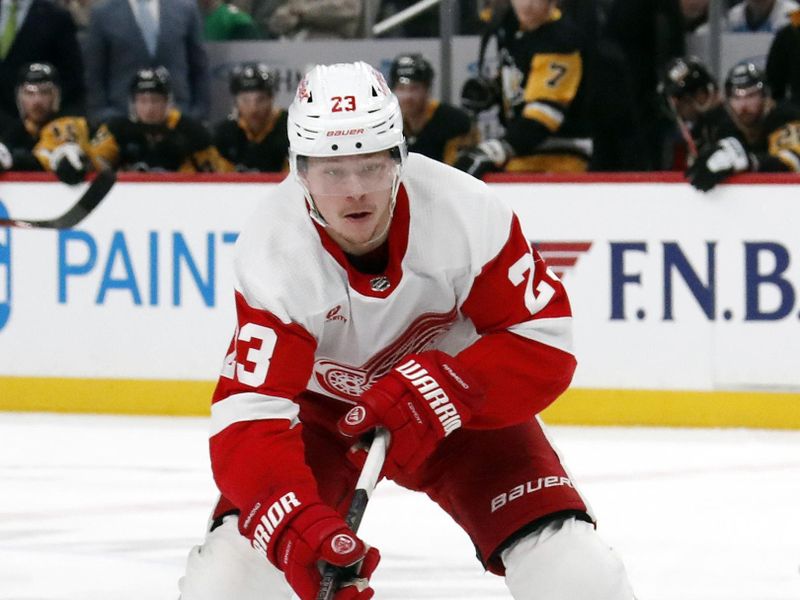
[[253, 500, 379, 600], [338, 351, 484, 474]]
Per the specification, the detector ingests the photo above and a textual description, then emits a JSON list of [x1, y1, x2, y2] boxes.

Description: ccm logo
[[327, 128, 365, 137]]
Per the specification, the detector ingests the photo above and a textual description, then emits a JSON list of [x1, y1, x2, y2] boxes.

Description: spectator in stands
[[681, 0, 710, 31], [388, 53, 477, 166], [56, 0, 92, 31], [766, 8, 800, 106], [228, 0, 282, 38], [83, 0, 210, 127], [0, 63, 94, 184], [700, 0, 800, 32], [454, 0, 593, 178], [0, 0, 85, 132], [267, 0, 362, 38], [603, 0, 685, 169], [199, 0, 262, 40], [679, 0, 739, 32], [213, 62, 288, 172], [686, 61, 800, 191], [659, 56, 722, 169], [90, 67, 229, 172]]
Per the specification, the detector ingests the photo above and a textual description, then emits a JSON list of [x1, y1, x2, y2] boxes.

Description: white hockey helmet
[[288, 62, 407, 227], [288, 61, 405, 158]]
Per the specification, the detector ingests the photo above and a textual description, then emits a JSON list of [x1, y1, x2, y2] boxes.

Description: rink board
[[0, 173, 798, 428]]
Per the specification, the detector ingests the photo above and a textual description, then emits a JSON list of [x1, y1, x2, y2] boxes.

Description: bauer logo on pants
[[0, 201, 11, 332]]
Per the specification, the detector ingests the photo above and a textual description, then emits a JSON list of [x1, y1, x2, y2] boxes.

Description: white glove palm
[[705, 137, 751, 173]]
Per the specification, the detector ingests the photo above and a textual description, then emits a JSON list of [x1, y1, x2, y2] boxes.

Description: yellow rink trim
[[1, 377, 799, 429]]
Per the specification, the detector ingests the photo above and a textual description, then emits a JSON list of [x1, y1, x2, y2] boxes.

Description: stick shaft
[[316, 429, 388, 600], [0, 170, 115, 229]]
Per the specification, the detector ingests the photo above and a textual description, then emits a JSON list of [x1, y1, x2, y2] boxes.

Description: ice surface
[[1, 413, 798, 599]]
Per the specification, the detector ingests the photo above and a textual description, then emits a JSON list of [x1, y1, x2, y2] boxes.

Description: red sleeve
[[457, 215, 577, 428], [209, 290, 321, 517]]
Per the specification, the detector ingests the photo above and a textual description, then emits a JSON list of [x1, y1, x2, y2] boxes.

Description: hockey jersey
[[491, 7, 592, 171], [91, 109, 231, 172], [692, 101, 800, 172], [209, 153, 576, 524], [212, 108, 289, 172], [404, 100, 478, 166]]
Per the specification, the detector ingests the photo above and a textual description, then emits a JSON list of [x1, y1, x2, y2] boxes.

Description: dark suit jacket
[[83, 0, 210, 125], [0, 0, 86, 130]]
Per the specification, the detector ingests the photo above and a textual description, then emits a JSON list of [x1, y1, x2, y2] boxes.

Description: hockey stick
[[666, 96, 699, 159], [316, 427, 389, 600], [0, 169, 116, 229]]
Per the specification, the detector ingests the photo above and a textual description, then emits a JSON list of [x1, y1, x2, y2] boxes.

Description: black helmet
[[229, 62, 275, 95], [659, 56, 716, 98], [17, 62, 60, 88], [130, 66, 171, 97], [724, 62, 768, 97], [389, 53, 434, 88]]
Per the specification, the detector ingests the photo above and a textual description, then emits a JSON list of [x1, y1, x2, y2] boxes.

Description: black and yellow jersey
[[692, 101, 800, 172], [212, 108, 289, 172], [29, 114, 94, 172], [491, 7, 591, 171], [91, 109, 231, 173], [1, 118, 45, 171], [405, 100, 478, 165]]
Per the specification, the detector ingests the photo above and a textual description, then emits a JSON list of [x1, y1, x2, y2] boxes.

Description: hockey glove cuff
[[50, 143, 88, 185], [454, 139, 514, 180], [260, 500, 379, 600], [0, 142, 12, 171], [687, 136, 753, 192], [338, 350, 485, 474]]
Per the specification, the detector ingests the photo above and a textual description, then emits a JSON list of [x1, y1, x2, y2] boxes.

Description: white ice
[[1, 412, 798, 600]]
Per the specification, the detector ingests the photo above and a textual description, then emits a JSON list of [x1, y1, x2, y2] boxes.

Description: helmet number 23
[[331, 96, 357, 112], [221, 323, 277, 387]]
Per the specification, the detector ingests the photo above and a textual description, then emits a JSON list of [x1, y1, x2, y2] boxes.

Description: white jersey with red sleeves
[[210, 152, 576, 516]]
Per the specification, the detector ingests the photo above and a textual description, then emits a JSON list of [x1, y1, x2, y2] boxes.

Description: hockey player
[[91, 67, 230, 173], [659, 56, 722, 169], [686, 61, 800, 191], [213, 63, 290, 172], [178, 61, 635, 600], [388, 53, 478, 165], [0, 63, 93, 184], [454, 0, 592, 178]]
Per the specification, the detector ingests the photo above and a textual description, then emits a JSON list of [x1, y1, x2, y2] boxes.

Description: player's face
[[393, 81, 429, 119], [511, 0, 555, 30], [18, 84, 57, 125], [673, 89, 712, 122], [728, 89, 766, 127], [235, 91, 272, 127], [134, 92, 169, 125], [302, 151, 397, 255]]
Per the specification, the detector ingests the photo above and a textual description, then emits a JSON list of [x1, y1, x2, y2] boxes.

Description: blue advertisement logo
[[0, 200, 11, 331]]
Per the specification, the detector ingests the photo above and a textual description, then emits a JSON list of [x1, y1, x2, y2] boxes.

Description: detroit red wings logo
[[531, 241, 592, 279], [314, 308, 458, 401]]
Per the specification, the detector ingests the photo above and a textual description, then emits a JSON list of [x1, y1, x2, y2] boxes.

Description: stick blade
[[0, 169, 116, 229]]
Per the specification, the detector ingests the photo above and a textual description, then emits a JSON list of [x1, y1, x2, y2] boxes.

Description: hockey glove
[[460, 76, 500, 114], [251, 499, 379, 600], [0, 142, 12, 171], [454, 139, 513, 180], [686, 136, 753, 192], [50, 142, 88, 185], [338, 351, 484, 475]]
